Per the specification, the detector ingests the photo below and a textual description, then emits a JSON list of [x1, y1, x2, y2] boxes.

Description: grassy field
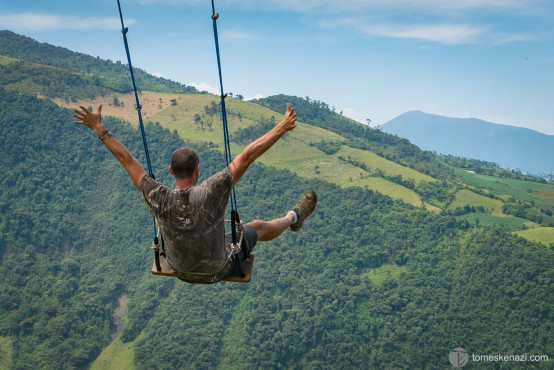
[[0, 336, 13, 369], [515, 227, 554, 246], [424, 202, 442, 213], [448, 189, 504, 215], [336, 146, 436, 184], [258, 136, 362, 181], [364, 263, 407, 286], [56, 91, 186, 125], [90, 336, 136, 370], [0, 55, 19, 65], [90, 294, 133, 369], [457, 212, 538, 230], [53, 91, 430, 206], [532, 189, 554, 201], [454, 169, 554, 209], [346, 176, 423, 207]]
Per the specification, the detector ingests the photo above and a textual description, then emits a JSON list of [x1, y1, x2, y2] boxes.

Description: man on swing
[[73, 103, 317, 283]]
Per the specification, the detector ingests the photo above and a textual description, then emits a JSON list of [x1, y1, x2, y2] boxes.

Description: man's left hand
[[73, 105, 105, 135]]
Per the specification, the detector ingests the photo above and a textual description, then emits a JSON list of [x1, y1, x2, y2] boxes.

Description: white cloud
[[341, 107, 370, 125], [152, 72, 164, 78], [245, 93, 265, 101], [0, 12, 127, 31], [363, 23, 489, 45], [489, 32, 533, 45], [322, 17, 531, 45], [254, 0, 546, 45], [189, 82, 219, 94], [221, 30, 257, 43]]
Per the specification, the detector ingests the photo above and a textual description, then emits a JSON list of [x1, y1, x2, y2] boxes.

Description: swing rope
[[211, 0, 241, 248], [116, 0, 159, 246]]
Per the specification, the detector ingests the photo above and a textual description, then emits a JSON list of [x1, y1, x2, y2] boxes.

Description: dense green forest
[[0, 30, 198, 95], [0, 58, 131, 101], [1, 88, 552, 369], [0, 32, 552, 369]]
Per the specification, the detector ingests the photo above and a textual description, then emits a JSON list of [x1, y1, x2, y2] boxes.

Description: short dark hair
[[170, 147, 199, 179]]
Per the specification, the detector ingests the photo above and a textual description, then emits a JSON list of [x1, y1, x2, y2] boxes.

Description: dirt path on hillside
[[53, 92, 183, 123], [112, 294, 128, 341]]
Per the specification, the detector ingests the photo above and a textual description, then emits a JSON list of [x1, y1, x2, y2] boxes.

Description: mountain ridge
[[381, 110, 554, 176], [0, 30, 198, 95]]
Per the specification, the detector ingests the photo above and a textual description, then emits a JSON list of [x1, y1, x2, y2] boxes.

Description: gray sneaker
[[290, 190, 318, 231]]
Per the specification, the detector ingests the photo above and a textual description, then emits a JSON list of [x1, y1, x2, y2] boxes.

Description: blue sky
[[1, 0, 553, 134]]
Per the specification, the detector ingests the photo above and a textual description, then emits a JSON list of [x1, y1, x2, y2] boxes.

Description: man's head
[[169, 147, 199, 180]]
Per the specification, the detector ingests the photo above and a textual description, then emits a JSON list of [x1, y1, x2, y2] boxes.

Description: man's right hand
[[279, 103, 297, 132], [230, 103, 298, 185]]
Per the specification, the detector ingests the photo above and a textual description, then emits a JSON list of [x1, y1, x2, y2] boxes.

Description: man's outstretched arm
[[73, 105, 146, 190], [229, 103, 297, 185]]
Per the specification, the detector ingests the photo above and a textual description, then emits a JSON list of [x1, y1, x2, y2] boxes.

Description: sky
[[1, 0, 553, 135]]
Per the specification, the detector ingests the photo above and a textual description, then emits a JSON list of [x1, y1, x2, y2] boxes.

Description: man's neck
[[175, 177, 196, 190]]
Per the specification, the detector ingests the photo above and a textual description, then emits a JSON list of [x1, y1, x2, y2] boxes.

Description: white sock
[[288, 210, 299, 223]]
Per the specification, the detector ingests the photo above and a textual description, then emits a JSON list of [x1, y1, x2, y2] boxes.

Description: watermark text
[[449, 348, 549, 367]]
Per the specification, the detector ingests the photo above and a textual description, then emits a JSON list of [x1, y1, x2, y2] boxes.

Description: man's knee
[[246, 220, 265, 233]]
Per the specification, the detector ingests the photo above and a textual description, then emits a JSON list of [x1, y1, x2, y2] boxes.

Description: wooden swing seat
[[151, 253, 254, 283]]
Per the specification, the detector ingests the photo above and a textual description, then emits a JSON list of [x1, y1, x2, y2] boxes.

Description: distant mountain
[[381, 111, 554, 176]]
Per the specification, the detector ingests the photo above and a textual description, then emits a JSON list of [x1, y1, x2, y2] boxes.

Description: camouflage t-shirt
[[140, 167, 234, 283]]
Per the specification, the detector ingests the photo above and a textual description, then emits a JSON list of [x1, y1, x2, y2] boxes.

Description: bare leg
[[247, 213, 296, 242]]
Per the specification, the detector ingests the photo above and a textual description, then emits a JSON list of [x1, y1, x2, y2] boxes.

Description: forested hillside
[[254, 94, 450, 180], [0, 30, 198, 96], [2, 30, 553, 233], [0, 32, 553, 369], [254, 94, 554, 231]]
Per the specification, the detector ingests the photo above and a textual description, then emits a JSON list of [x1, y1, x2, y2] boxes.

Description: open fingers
[[72, 106, 91, 123], [73, 107, 86, 117], [72, 108, 87, 124]]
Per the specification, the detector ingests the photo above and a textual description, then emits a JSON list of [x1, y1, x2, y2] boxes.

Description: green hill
[[2, 29, 553, 232], [0, 30, 198, 95], [0, 31, 552, 369]]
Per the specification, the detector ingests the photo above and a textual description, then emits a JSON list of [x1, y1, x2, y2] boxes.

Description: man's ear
[[168, 165, 175, 176]]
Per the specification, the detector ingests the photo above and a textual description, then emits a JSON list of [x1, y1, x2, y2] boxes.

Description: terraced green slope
[[2, 36, 553, 237]]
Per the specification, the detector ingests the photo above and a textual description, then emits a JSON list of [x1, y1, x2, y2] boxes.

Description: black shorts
[[225, 224, 258, 261]]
